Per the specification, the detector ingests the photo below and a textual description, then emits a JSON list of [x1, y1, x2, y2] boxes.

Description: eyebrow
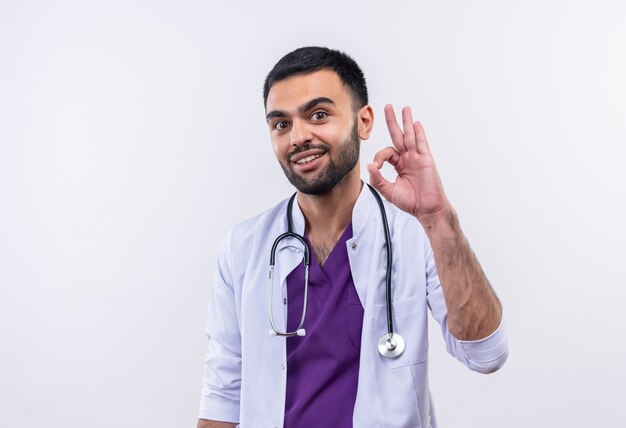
[[265, 97, 336, 122]]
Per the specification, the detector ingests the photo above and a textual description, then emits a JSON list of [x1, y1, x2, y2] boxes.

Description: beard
[[279, 121, 360, 195]]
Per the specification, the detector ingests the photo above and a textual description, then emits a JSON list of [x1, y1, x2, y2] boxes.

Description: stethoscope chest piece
[[377, 332, 405, 358]]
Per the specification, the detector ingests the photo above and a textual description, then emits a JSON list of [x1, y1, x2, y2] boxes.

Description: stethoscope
[[268, 184, 405, 359]]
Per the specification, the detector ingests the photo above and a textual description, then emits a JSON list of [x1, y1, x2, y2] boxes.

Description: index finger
[[384, 104, 406, 152]]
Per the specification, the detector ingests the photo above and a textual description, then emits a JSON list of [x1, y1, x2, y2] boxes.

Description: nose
[[290, 119, 312, 146]]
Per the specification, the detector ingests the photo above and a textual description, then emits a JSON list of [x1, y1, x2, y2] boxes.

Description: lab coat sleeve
[[424, 236, 509, 374], [199, 230, 242, 422]]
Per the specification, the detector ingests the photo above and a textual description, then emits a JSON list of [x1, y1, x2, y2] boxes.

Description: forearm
[[420, 205, 502, 341], [197, 419, 237, 428]]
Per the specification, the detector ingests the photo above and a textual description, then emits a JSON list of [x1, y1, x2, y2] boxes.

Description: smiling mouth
[[295, 154, 324, 165]]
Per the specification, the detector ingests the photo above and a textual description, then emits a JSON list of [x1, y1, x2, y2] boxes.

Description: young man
[[198, 47, 508, 428]]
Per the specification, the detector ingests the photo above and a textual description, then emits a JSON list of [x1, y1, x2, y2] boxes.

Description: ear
[[357, 104, 374, 140]]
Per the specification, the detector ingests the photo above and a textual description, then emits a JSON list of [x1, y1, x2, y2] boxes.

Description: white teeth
[[296, 154, 322, 164]]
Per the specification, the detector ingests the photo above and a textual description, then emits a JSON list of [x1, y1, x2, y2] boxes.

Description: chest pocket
[[372, 294, 428, 368]]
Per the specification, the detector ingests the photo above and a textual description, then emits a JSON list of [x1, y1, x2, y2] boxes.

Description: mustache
[[286, 143, 328, 161]]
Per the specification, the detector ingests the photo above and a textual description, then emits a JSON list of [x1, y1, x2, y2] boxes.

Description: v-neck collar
[[305, 222, 353, 274]]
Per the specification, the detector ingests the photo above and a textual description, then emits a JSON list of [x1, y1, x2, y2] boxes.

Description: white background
[[1, 1, 625, 427]]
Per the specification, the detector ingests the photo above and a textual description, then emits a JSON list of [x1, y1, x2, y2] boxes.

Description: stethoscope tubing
[[269, 229, 310, 337], [268, 184, 405, 358], [366, 184, 395, 337]]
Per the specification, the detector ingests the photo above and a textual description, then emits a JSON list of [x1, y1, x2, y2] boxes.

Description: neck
[[296, 166, 362, 238]]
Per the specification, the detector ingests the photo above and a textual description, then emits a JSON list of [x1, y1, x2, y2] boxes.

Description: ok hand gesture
[[367, 105, 451, 222]]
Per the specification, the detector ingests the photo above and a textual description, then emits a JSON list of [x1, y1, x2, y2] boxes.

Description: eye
[[311, 111, 328, 121], [273, 120, 290, 131]]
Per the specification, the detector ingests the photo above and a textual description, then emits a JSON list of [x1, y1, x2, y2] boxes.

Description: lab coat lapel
[[349, 184, 391, 425], [347, 185, 384, 308], [271, 197, 307, 332]]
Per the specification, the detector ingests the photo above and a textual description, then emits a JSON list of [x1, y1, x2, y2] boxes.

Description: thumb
[[367, 163, 394, 201]]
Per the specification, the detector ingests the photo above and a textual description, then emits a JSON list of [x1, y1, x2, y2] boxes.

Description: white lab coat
[[199, 185, 508, 427]]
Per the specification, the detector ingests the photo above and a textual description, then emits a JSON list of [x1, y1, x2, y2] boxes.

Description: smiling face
[[265, 69, 373, 195]]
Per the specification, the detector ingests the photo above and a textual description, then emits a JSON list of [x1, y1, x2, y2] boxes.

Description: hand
[[367, 105, 450, 222]]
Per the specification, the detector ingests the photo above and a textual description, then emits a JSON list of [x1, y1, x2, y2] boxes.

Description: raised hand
[[367, 105, 450, 222], [368, 105, 504, 342]]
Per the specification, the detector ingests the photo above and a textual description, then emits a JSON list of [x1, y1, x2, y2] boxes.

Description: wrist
[[417, 204, 461, 240]]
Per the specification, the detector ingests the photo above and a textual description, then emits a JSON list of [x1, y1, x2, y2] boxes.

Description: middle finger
[[402, 106, 416, 151]]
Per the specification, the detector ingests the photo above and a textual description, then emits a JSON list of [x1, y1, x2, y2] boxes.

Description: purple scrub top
[[283, 223, 364, 428]]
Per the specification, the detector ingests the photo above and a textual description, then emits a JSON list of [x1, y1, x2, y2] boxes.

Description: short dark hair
[[263, 46, 368, 109]]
